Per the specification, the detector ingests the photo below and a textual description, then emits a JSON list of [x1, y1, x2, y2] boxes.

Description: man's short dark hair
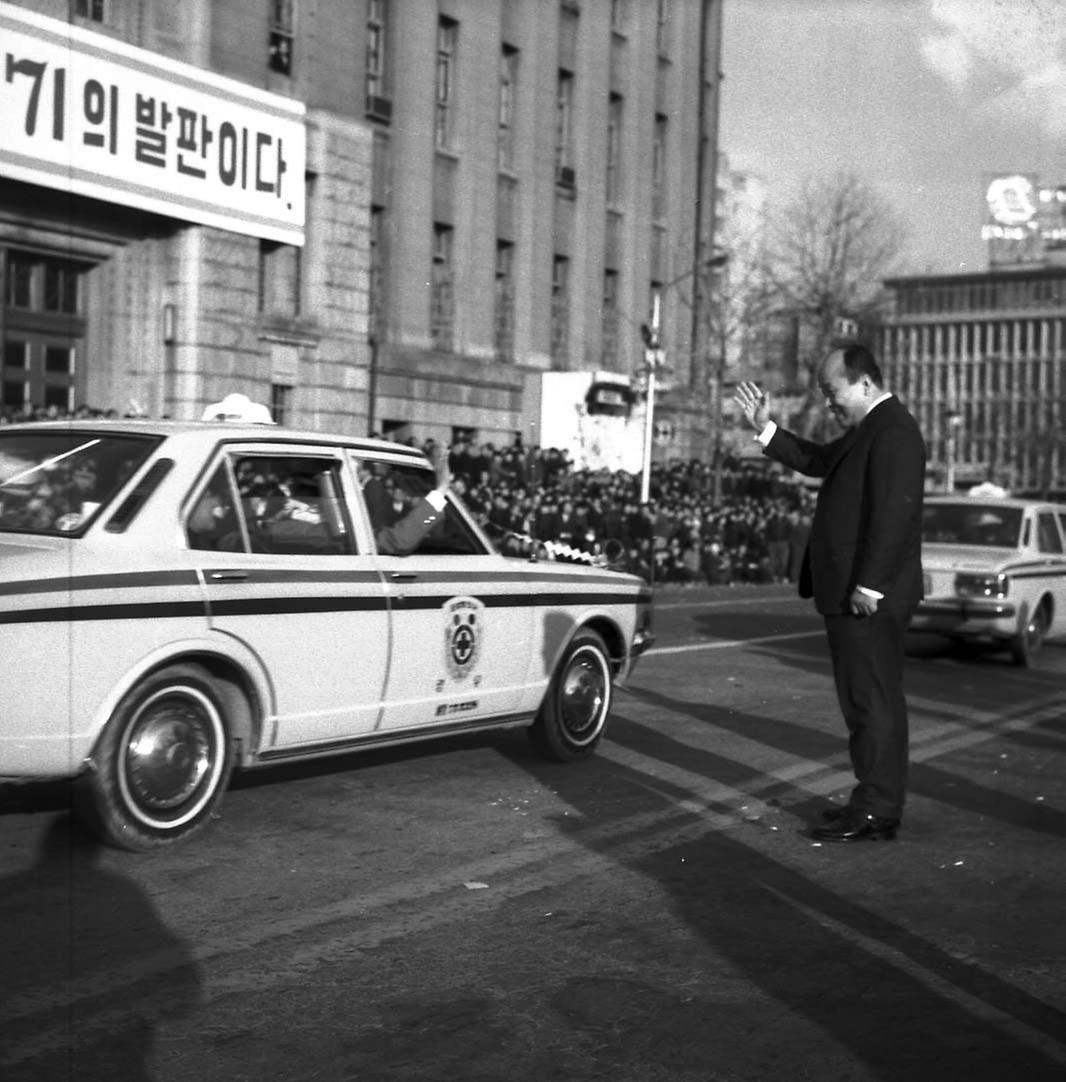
[[840, 344, 883, 387]]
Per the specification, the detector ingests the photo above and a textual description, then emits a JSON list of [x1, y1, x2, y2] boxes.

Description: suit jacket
[[764, 396, 926, 615], [375, 497, 441, 557]]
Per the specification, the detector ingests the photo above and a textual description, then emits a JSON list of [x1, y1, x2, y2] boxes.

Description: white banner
[[0, 2, 306, 245]]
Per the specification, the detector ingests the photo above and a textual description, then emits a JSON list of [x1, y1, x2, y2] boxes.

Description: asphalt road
[[2, 583, 1064, 1082]]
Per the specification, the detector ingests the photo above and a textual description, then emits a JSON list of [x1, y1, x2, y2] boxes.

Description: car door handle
[[388, 572, 419, 582], [209, 569, 249, 582]]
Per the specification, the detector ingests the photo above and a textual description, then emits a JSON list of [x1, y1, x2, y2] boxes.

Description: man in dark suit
[[734, 345, 926, 842], [359, 442, 452, 557]]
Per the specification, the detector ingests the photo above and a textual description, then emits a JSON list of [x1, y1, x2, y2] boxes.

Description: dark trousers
[[823, 605, 914, 819]]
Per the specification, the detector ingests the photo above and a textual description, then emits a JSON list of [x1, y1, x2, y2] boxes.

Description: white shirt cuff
[[756, 420, 777, 446], [425, 489, 447, 512], [857, 585, 884, 599]]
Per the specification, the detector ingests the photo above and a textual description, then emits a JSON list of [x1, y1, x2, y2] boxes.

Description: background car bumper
[[911, 598, 1017, 638]]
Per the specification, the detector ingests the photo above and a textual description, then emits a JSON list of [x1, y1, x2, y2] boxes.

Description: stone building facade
[[0, 0, 724, 457]]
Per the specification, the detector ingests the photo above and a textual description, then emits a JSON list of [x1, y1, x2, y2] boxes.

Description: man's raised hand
[[734, 382, 771, 432]]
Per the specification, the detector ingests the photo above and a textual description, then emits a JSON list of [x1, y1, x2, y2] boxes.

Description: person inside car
[[361, 442, 452, 557]]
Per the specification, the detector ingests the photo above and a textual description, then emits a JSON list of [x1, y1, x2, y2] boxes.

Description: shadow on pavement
[[506, 742, 1066, 1081], [0, 814, 202, 1082], [626, 672, 1066, 838]]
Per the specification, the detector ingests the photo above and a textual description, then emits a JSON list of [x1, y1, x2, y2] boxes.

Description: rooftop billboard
[[982, 174, 1066, 266]]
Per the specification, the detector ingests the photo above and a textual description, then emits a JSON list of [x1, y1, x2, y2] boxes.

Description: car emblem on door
[[443, 596, 484, 680]]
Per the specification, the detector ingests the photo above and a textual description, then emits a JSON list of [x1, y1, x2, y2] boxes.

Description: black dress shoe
[[812, 807, 899, 842]]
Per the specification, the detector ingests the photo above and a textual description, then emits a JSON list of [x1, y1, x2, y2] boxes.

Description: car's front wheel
[[76, 663, 234, 850], [1009, 600, 1049, 667], [529, 629, 613, 761]]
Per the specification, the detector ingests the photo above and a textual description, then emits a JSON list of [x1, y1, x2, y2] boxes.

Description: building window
[[72, 0, 105, 21], [368, 205, 386, 343], [3, 252, 85, 413], [498, 44, 519, 171], [435, 17, 458, 150], [652, 113, 668, 220], [269, 0, 294, 75], [6, 253, 80, 314], [602, 270, 619, 368], [555, 70, 575, 189], [258, 241, 302, 319], [611, 0, 627, 34], [431, 224, 454, 351], [655, 0, 670, 56], [366, 0, 391, 122], [43, 262, 79, 314], [7, 254, 35, 310], [270, 383, 293, 426], [494, 241, 515, 362], [606, 93, 623, 206], [551, 255, 570, 366]]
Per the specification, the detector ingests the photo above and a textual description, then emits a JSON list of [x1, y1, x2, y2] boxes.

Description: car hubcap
[[123, 690, 217, 815], [1027, 610, 1046, 653], [559, 647, 608, 741]]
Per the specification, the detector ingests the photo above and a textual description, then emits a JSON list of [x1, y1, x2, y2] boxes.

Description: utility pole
[[945, 410, 962, 493], [639, 295, 666, 505], [706, 251, 730, 504], [366, 331, 379, 437]]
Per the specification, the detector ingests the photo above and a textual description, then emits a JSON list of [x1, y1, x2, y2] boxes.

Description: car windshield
[[0, 430, 161, 536], [922, 503, 1023, 547]]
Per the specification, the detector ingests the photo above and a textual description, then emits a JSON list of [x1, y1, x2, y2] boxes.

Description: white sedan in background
[[0, 421, 653, 850], [911, 495, 1066, 665]]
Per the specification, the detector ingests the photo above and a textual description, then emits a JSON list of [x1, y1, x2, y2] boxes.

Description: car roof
[[0, 419, 430, 460], [925, 494, 1066, 512]]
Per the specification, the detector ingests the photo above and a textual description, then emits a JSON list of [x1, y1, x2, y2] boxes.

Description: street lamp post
[[634, 251, 729, 506], [711, 347, 725, 504], [945, 410, 962, 493], [639, 295, 665, 505], [705, 251, 730, 505]]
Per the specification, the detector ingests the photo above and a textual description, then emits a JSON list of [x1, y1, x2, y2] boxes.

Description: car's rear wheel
[[76, 663, 234, 850], [1009, 600, 1049, 667], [529, 629, 612, 762]]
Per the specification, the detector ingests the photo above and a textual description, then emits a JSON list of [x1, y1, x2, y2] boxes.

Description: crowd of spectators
[[0, 403, 124, 424], [3, 403, 813, 587], [439, 437, 814, 587]]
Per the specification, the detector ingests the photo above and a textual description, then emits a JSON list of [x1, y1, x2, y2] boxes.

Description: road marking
[[653, 591, 802, 612], [647, 630, 823, 656]]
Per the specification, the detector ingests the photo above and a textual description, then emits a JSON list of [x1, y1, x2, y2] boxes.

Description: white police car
[[911, 494, 1066, 665], [0, 420, 652, 850]]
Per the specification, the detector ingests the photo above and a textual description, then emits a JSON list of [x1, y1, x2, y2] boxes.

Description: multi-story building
[[0, 0, 723, 457], [876, 175, 1066, 496], [878, 267, 1066, 494]]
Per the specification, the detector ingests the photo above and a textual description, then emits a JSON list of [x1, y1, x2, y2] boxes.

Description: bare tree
[[765, 172, 908, 435], [667, 238, 775, 497]]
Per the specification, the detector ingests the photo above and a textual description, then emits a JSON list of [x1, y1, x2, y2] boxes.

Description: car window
[[0, 431, 161, 536], [187, 463, 245, 552], [355, 457, 486, 556], [922, 503, 1022, 547], [1036, 512, 1064, 554], [188, 454, 355, 556]]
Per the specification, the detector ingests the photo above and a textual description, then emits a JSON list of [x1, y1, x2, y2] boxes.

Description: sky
[[719, 0, 1066, 276]]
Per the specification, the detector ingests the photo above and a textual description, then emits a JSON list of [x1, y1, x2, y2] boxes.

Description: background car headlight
[[954, 572, 1009, 598]]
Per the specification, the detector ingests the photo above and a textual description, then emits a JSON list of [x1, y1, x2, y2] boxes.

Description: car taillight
[[954, 571, 1009, 598]]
